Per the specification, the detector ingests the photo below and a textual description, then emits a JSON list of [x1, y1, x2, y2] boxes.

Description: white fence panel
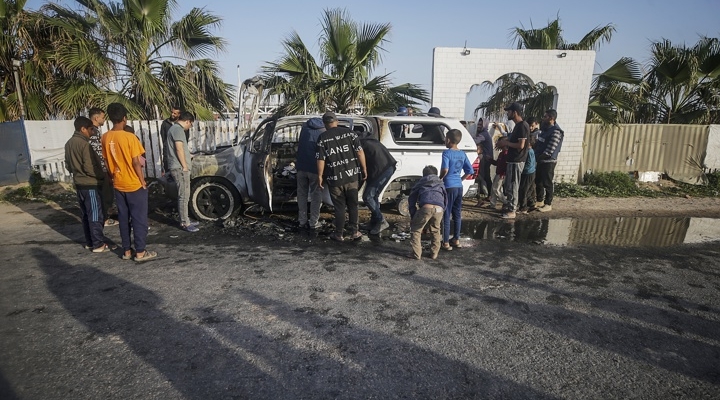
[[22, 119, 239, 182]]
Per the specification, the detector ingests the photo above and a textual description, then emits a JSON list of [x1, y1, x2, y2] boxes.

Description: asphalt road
[[1, 201, 719, 399]]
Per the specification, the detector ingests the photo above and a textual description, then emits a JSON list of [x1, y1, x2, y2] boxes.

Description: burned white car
[[176, 113, 477, 221]]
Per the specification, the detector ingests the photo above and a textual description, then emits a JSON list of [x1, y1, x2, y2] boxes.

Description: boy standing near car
[[65, 116, 110, 252], [439, 129, 474, 251], [317, 112, 367, 242], [406, 165, 447, 260], [102, 103, 156, 262], [166, 111, 198, 232]]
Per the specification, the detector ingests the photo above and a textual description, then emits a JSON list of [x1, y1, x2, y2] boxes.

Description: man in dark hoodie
[[406, 165, 447, 260], [296, 117, 325, 229], [535, 109, 564, 212], [359, 133, 396, 235], [65, 116, 110, 252]]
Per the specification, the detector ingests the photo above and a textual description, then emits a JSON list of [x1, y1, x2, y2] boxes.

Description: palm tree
[[586, 57, 643, 125], [511, 16, 615, 51], [262, 8, 428, 115], [0, 0, 51, 120], [640, 37, 720, 124], [471, 16, 618, 121], [474, 73, 555, 121], [50, 0, 234, 120]]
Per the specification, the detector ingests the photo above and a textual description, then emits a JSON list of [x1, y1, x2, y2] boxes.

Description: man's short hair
[[88, 107, 104, 119], [322, 111, 337, 123], [525, 116, 537, 125], [446, 129, 462, 144], [106, 103, 127, 124], [178, 111, 195, 122], [545, 109, 558, 121], [422, 165, 438, 176], [171, 105, 181, 112], [74, 116, 93, 131]]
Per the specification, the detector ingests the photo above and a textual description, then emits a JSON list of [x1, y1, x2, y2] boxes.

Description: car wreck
[[166, 112, 478, 221]]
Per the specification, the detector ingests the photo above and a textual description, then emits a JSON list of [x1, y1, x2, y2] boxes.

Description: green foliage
[[556, 171, 720, 198]]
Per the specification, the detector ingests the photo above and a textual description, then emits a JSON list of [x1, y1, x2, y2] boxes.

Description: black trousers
[[535, 162, 556, 205], [329, 181, 359, 235]]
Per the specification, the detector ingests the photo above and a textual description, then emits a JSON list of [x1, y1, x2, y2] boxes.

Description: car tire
[[190, 178, 240, 221], [396, 195, 410, 217]]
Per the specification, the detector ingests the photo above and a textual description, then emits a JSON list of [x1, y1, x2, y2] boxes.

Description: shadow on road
[[35, 247, 558, 398], [400, 270, 720, 384]]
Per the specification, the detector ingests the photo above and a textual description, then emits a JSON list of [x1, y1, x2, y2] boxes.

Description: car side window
[[390, 122, 448, 145], [272, 123, 302, 143]]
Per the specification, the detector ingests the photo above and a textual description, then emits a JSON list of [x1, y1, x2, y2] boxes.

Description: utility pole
[[12, 59, 25, 119]]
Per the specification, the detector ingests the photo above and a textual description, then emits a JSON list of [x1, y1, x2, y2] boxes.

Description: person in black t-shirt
[[317, 112, 367, 242], [359, 135, 396, 235], [496, 102, 529, 219]]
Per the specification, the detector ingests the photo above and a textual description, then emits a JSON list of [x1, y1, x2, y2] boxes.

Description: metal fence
[[582, 124, 711, 184], [29, 119, 241, 182]]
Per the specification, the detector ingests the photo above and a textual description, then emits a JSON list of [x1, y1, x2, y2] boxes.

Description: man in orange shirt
[[102, 103, 157, 262]]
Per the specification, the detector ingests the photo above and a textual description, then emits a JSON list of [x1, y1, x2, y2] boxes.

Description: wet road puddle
[[383, 217, 720, 248], [452, 217, 720, 247]]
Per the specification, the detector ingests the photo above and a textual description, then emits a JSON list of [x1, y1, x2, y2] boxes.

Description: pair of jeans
[[443, 187, 463, 243], [296, 170, 322, 227], [362, 166, 395, 226], [503, 162, 525, 212], [410, 205, 444, 259], [76, 188, 105, 248], [329, 181, 359, 235], [115, 187, 148, 253], [171, 169, 191, 226], [535, 162, 556, 205]]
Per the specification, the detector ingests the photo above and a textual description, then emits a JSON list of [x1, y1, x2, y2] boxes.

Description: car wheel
[[396, 195, 410, 217], [190, 178, 240, 221]]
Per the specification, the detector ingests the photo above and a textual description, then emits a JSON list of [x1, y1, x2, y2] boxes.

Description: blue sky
[[25, 0, 720, 95]]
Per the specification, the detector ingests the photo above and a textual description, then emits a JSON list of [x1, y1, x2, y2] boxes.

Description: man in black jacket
[[359, 134, 397, 234]]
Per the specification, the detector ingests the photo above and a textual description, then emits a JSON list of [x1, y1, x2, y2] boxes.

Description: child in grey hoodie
[[406, 165, 447, 260]]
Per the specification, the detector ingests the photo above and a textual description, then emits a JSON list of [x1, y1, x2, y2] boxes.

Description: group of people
[[294, 108, 476, 261], [473, 103, 564, 219], [64, 103, 198, 262], [65, 101, 563, 263]]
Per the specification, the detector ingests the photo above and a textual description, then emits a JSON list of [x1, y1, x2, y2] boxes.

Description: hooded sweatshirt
[[295, 117, 325, 173], [474, 120, 493, 160], [408, 174, 447, 217]]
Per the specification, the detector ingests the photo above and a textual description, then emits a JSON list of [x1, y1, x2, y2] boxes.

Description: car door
[[243, 118, 276, 211]]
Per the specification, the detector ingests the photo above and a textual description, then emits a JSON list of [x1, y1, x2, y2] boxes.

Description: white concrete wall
[[431, 48, 596, 183]]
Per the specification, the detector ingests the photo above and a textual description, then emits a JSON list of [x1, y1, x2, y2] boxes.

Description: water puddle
[[456, 217, 720, 247]]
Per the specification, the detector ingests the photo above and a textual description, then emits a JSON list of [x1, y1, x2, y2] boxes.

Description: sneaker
[[188, 220, 200, 227], [370, 220, 390, 235], [329, 232, 344, 242], [501, 212, 517, 219], [348, 231, 363, 241], [538, 204, 552, 212], [518, 208, 528, 214], [182, 224, 200, 232], [441, 243, 453, 251]]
